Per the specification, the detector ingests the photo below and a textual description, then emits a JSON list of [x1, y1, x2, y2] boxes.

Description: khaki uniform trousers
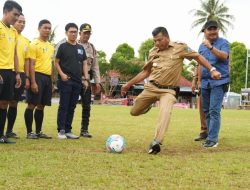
[[197, 94, 207, 133], [130, 83, 177, 143]]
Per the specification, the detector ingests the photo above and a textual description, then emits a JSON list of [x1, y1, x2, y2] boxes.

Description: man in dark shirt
[[54, 23, 88, 139]]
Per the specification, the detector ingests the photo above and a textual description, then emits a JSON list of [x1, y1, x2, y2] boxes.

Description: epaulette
[[149, 46, 158, 53], [175, 41, 186, 45]]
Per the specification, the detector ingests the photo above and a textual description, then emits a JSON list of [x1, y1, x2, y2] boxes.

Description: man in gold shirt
[[121, 27, 221, 154], [0, 0, 22, 144], [24, 19, 54, 139], [5, 13, 30, 139]]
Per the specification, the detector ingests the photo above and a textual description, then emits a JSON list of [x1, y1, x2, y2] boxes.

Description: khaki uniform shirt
[[144, 41, 199, 86], [77, 41, 100, 83]]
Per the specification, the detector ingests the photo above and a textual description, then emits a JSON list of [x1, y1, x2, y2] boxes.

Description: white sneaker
[[58, 130, 67, 139], [65, 132, 79, 139]]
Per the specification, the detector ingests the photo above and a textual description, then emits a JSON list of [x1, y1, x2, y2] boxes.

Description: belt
[[150, 80, 178, 90]]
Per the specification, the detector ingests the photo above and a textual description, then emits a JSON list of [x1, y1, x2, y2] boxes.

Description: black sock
[[0, 109, 7, 137], [24, 108, 33, 134], [7, 107, 17, 133], [34, 109, 44, 134]]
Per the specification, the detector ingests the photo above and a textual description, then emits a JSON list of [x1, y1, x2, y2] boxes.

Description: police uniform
[[0, 21, 18, 100], [78, 23, 101, 136], [131, 41, 199, 143], [27, 38, 54, 105]]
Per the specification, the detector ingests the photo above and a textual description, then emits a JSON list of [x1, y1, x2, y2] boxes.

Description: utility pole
[[245, 49, 249, 89]]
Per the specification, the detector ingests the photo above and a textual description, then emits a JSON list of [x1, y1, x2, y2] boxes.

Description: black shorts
[[26, 72, 52, 106], [13, 72, 26, 101], [0, 69, 15, 101]]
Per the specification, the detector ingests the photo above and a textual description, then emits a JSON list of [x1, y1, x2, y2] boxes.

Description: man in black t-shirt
[[54, 23, 88, 139]]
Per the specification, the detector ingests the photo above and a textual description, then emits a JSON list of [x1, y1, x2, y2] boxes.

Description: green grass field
[[0, 103, 250, 190]]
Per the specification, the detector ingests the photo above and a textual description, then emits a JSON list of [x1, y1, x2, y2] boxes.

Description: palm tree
[[48, 26, 57, 44], [190, 0, 235, 35]]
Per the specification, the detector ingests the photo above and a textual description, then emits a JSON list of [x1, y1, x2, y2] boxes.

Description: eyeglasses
[[68, 30, 78, 34]]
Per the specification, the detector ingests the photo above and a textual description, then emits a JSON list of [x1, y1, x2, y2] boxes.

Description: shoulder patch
[[175, 41, 185, 44]]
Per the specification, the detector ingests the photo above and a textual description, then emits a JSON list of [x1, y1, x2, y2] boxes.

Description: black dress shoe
[[36, 132, 52, 139], [194, 132, 208, 141], [148, 140, 161, 154], [142, 104, 153, 114], [80, 131, 92, 138]]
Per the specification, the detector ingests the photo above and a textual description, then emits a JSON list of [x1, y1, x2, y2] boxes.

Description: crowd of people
[[0, 0, 100, 144], [1, 1, 229, 155]]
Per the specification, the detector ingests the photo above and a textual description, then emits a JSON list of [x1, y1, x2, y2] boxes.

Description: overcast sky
[[1, 0, 249, 59]]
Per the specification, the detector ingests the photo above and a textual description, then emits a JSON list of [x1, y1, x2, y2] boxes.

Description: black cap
[[201, 20, 218, 32], [80, 23, 92, 32]]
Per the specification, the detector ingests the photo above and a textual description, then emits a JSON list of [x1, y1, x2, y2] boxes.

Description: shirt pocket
[[170, 55, 180, 60]]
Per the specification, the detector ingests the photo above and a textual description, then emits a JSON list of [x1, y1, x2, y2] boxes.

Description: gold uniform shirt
[[144, 41, 199, 86], [16, 34, 30, 72], [29, 39, 54, 75], [0, 21, 18, 69]]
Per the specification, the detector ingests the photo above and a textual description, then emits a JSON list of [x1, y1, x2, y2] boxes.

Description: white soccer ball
[[106, 134, 126, 153]]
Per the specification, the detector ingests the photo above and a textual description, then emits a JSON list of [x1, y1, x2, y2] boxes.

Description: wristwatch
[[210, 67, 216, 73]]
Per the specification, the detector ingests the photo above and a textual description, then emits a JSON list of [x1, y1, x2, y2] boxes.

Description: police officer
[[6, 13, 30, 139], [121, 26, 221, 154], [199, 20, 230, 148], [24, 19, 54, 139], [78, 23, 101, 138], [192, 63, 207, 141], [0, 0, 22, 144]]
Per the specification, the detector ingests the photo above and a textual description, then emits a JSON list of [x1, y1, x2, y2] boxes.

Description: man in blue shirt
[[199, 20, 230, 148]]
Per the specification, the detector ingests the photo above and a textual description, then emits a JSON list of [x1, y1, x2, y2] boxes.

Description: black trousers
[[80, 83, 91, 132], [57, 79, 82, 133]]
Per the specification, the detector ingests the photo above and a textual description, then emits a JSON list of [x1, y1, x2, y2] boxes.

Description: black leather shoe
[[36, 132, 52, 139], [194, 132, 208, 141], [80, 131, 92, 138], [142, 104, 153, 114], [148, 140, 161, 154]]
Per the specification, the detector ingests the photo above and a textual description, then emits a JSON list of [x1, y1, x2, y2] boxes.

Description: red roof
[[178, 76, 192, 87]]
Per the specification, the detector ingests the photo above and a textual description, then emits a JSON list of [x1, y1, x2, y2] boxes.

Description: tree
[[182, 60, 197, 81], [110, 43, 142, 80], [48, 26, 57, 44], [230, 42, 249, 93], [115, 43, 135, 60], [190, 0, 234, 35], [97, 50, 110, 76], [110, 51, 128, 74], [138, 38, 154, 61]]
